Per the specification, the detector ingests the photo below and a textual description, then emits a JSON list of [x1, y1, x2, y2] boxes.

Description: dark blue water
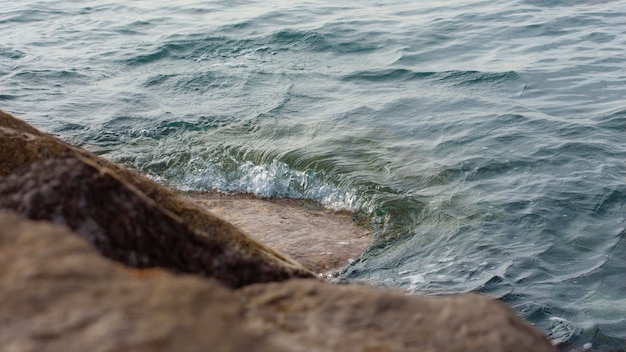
[[1, 1, 624, 350]]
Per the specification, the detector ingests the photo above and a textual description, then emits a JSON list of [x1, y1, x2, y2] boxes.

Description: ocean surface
[[1, 0, 624, 350]]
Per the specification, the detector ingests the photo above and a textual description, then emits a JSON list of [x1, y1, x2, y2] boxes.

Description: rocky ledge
[[0, 110, 557, 352], [187, 191, 371, 274]]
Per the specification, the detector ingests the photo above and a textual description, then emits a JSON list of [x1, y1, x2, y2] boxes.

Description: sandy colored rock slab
[[0, 109, 312, 279], [0, 211, 283, 352], [241, 279, 558, 352], [189, 192, 371, 274]]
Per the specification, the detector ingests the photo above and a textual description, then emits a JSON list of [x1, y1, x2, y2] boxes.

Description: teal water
[[1, 1, 624, 349]]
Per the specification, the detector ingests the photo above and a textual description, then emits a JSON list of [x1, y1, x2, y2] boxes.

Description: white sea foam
[[175, 159, 360, 212]]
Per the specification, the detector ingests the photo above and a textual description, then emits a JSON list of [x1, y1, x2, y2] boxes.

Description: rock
[[0, 110, 558, 351], [1, 109, 370, 276], [0, 123, 70, 176], [0, 154, 312, 288], [0, 110, 46, 136], [241, 279, 558, 352], [0, 211, 558, 352], [188, 191, 371, 274], [0, 211, 283, 352], [0, 109, 313, 284]]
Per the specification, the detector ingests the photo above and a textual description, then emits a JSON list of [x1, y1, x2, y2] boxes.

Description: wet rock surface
[[189, 191, 371, 274]]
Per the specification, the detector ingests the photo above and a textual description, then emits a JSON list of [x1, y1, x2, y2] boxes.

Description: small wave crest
[[342, 68, 519, 86], [547, 317, 582, 345], [170, 158, 360, 212]]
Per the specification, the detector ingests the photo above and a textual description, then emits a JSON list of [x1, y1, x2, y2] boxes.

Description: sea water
[[1, 1, 624, 349]]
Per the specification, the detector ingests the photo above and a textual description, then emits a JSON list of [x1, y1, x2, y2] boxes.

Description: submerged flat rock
[[189, 192, 371, 274]]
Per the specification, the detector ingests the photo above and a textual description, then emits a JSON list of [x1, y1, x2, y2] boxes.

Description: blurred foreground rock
[[0, 211, 281, 352], [242, 279, 557, 352], [0, 212, 557, 352]]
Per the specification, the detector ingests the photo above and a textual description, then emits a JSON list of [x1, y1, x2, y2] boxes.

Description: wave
[[342, 68, 519, 86], [156, 156, 362, 212], [0, 46, 25, 60], [13, 69, 90, 86], [117, 24, 381, 67]]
